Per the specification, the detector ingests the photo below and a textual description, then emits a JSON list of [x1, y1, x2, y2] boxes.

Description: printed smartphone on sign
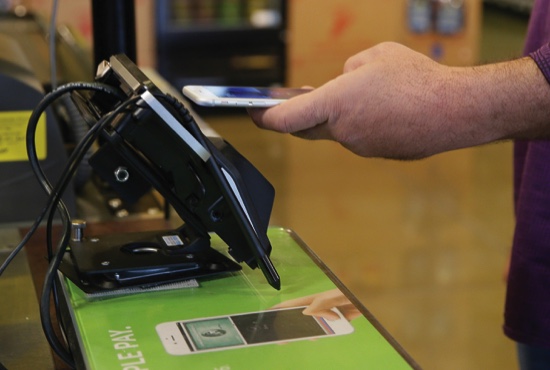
[[156, 306, 354, 355], [182, 85, 310, 107]]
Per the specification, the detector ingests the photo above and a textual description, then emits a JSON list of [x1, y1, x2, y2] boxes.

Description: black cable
[[58, 94, 96, 189], [0, 82, 123, 276], [35, 117, 104, 368], [0, 88, 223, 369], [0, 83, 130, 368], [26, 83, 124, 246], [28, 96, 141, 369], [0, 87, 128, 368]]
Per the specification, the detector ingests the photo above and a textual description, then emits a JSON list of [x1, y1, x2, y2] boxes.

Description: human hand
[[272, 288, 361, 321], [249, 42, 457, 159], [249, 42, 544, 159]]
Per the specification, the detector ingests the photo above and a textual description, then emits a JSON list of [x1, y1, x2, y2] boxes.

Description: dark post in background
[[91, 0, 137, 70]]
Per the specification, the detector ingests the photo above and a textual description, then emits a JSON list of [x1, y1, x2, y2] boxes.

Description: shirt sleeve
[[530, 42, 550, 85]]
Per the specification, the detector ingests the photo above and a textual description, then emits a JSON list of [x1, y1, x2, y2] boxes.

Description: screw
[[96, 60, 111, 79], [114, 167, 130, 182], [71, 219, 86, 242], [210, 210, 223, 222]]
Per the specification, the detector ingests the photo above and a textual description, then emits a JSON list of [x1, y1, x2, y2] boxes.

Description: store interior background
[[5, 0, 533, 369]]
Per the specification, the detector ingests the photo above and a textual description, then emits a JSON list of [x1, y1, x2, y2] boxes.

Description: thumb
[[248, 89, 328, 134]]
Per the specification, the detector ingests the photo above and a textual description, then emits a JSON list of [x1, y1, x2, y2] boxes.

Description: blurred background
[[0, 0, 534, 369]]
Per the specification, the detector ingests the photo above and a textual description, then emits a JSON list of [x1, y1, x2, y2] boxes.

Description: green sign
[[62, 227, 416, 369]]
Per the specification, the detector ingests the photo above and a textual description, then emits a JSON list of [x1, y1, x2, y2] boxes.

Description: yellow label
[[0, 111, 46, 162]]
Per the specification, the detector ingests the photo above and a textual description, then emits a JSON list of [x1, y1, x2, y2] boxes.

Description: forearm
[[352, 54, 550, 158], [444, 57, 550, 148]]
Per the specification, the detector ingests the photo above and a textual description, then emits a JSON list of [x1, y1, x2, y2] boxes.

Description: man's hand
[[249, 42, 550, 159]]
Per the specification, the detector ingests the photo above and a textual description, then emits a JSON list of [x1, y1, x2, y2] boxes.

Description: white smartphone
[[181, 85, 310, 107], [156, 306, 354, 355]]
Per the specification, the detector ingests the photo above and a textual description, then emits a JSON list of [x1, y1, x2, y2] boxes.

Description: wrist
[[441, 57, 550, 146]]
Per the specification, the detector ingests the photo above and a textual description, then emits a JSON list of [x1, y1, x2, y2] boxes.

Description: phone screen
[[203, 86, 307, 100], [177, 308, 334, 352]]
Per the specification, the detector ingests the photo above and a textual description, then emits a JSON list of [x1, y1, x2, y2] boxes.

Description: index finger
[[270, 295, 315, 309]]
